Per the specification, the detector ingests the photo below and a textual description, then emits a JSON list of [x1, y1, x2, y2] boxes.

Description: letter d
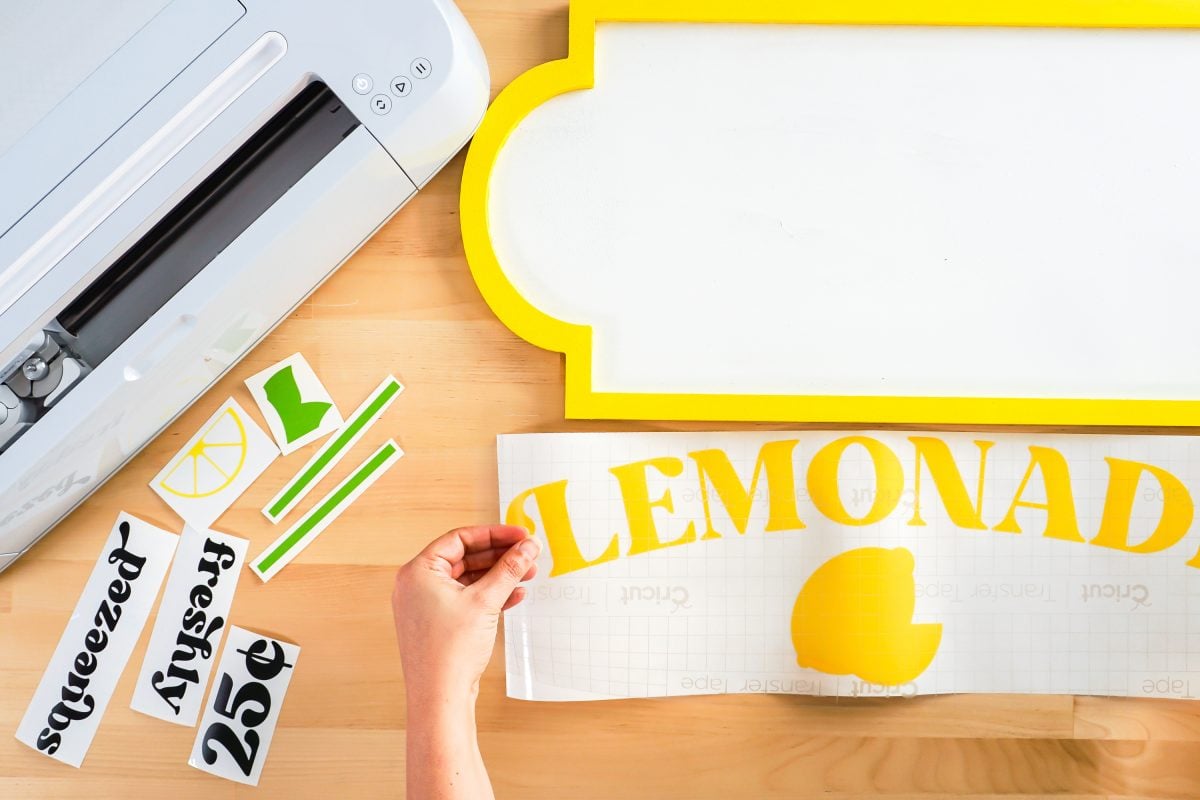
[[1091, 458, 1194, 558]]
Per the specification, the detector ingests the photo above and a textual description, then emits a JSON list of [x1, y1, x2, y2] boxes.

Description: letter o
[[807, 436, 905, 525]]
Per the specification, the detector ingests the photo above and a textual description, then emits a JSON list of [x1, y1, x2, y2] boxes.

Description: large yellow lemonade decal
[[158, 407, 248, 499], [791, 547, 942, 685]]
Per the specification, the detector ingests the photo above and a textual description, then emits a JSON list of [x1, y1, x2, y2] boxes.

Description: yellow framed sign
[[461, 0, 1200, 425]]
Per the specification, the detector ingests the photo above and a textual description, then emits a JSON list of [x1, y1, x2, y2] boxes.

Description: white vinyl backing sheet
[[15, 513, 177, 765], [499, 431, 1200, 701], [188, 626, 300, 786], [244, 353, 343, 455], [131, 526, 248, 725], [150, 398, 279, 530]]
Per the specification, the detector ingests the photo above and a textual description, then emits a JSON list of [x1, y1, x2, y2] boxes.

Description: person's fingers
[[418, 525, 529, 573], [456, 560, 537, 588], [484, 525, 531, 549], [501, 586, 527, 611], [470, 537, 541, 608], [462, 546, 506, 573], [461, 545, 543, 576], [457, 568, 487, 587]]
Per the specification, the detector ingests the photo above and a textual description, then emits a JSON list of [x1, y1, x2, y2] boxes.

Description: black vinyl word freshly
[[37, 521, 147, 754], [151, 536, 239, 714]]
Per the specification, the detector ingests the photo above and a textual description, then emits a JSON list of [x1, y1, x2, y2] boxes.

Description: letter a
[[993, 447, 1085, 542]]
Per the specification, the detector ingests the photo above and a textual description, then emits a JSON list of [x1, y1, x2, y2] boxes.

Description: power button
[[352, 73, 373, 95]]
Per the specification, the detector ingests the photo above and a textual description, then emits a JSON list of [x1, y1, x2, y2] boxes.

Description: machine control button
[[389, 75, 412, 97], [370, 94, 392, 115], [411, 57, 432, 79], [352, 73, 373, 95]]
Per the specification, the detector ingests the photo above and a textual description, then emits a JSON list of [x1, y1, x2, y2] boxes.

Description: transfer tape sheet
[[499, 431, 1200, 701]]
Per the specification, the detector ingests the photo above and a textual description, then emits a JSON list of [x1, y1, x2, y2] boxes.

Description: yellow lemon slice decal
[[790, 547, 942, 685], [158, 407, 248, 499]]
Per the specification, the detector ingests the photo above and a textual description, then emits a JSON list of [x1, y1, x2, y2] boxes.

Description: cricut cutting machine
[[0, 0, 489, 572]]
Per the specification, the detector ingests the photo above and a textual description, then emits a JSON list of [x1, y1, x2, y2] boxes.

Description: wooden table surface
[[4, 2, 1200, 797]]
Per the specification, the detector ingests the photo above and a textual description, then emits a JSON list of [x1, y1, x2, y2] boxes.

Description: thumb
[[471, 536, 541, 609]]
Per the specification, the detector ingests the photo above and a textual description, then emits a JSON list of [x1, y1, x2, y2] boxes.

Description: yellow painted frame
[[460, 0, 1200, 426]]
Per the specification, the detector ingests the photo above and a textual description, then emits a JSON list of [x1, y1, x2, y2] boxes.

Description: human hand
[[392, 525, 541, 701]]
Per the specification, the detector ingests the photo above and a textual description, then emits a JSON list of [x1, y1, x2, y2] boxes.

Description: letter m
[[688, 439, 805, 538]]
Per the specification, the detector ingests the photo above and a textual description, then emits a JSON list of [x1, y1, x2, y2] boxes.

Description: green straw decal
[[264, 377, 402, 521], [254, 441, 401, 578]]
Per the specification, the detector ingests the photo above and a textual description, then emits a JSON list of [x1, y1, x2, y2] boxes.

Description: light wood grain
[[3, 2, 1200, 796]]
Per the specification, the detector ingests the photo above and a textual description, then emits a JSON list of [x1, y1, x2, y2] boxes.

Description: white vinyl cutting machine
[[0, 0, 489, 572]]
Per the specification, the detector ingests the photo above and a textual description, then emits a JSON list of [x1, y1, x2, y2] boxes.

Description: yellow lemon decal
[[791, 547, 941, 685], [158, 407, 248, 499]]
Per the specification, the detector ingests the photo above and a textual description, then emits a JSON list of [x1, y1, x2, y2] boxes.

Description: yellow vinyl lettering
[[908, 436, 993, 530], [807, 436, 904, 525], [689, 440, 805, 539], [506, 480, 619, 577], [611, 457, 697, 556], [1092, 458, 1195, 560], [993, 447, 1085, 542]]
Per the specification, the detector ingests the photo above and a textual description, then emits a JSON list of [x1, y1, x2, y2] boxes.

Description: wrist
[[405, 676, 491, 800], [406, 683, 479, 768], [406, 679, 479, 726]]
